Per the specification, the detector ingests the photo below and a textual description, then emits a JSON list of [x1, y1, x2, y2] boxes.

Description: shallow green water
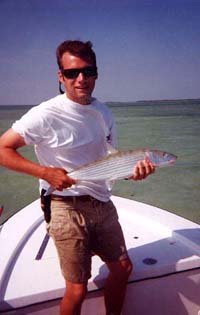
[[0, 101, 200, 224]]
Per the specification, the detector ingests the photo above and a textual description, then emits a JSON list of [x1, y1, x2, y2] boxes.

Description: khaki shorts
[[47, 195, 128, 283]]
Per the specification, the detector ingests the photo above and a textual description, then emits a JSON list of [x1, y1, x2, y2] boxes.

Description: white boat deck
[[0, 195, 199, 314]]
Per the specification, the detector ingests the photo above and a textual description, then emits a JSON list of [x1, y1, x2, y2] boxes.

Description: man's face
[[58, 52, 97, 105]]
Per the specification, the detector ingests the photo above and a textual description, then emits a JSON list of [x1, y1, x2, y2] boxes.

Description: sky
[[0, 0, 200, 105]]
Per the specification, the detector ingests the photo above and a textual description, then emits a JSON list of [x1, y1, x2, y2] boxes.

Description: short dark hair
[[56, 40, 97, 69]]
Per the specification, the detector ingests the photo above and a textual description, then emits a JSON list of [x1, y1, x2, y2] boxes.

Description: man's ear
[[57, 71, 65, 94], [58, 70, 65, 84], [59, 82, 65, 94]]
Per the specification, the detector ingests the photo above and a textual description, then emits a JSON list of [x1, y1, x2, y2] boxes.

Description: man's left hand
[[130, 159, 155, 181]]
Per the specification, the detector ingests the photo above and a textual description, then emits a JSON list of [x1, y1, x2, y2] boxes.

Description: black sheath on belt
[[40, 189, 51, 223]]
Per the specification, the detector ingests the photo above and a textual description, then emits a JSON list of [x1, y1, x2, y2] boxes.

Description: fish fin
[[106, 179, 115, 190], [106, 143, 118, 155]]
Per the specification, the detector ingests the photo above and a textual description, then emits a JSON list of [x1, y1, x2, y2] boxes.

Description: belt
[[51, 194, 92, 202]]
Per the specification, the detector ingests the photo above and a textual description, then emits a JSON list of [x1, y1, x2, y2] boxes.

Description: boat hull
[[0, 196, 200, 314]]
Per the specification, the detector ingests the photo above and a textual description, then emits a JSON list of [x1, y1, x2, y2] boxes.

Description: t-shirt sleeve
[[109, 118, 118, 148], [12, 106, 47, 145]]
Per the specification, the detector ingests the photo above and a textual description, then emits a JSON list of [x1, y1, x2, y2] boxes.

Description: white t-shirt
[[12, 94, 117, 201]]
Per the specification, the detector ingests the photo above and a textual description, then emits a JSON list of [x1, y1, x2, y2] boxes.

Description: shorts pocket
[[49, 208, 88, 242]]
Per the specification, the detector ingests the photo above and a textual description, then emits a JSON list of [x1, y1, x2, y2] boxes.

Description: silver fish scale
[[69, 150, 146, 181]]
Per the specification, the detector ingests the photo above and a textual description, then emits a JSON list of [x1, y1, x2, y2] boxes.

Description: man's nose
[[77, 72, 86, 80]]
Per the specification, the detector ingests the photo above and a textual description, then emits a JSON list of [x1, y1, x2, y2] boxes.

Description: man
[[0, 40, 154, 315]]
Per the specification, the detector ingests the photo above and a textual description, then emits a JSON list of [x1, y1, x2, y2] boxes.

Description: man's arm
[[0, 129, 75, 190]]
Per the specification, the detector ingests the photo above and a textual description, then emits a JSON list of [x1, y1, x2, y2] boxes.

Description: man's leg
[[60, 281, 88, 315], [49, 197, 92, 315], [104, 258, 133, 315]]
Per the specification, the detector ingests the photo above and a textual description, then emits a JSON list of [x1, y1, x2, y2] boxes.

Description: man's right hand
[[42, 167, 76, 191]]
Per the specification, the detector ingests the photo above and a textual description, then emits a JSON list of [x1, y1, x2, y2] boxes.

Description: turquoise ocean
[[0, 99, 200, 225]]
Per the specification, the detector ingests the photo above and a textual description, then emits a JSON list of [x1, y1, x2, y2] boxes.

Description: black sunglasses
[[61, 66, 98, 79]]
